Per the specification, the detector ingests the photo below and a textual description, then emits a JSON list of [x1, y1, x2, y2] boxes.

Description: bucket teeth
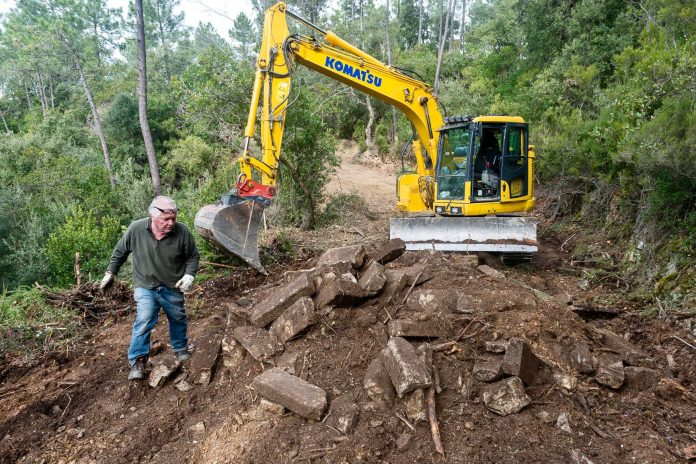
[[195, 199, 267, 274]]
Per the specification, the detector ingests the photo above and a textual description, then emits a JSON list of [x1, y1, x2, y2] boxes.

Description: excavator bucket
[[390, 216, 537, 255], [194, 199, 267, 274]]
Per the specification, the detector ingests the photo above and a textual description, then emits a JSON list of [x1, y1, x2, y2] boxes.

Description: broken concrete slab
[[325, 397, 360, 435], [221, 336, 246, 369], [368, 239, 406, 265], [387, 318, 450, 338], [501, 338, 540, 386], [569, 339, 594, 375], [406, 289, 458, 313], [316, 244, 367, 269], [383, 337, 432, 397], [190, 329, 223, 385], [358, 261, 387, 295], [595, 354, 625, 389], [473, 359, 503, 382], [251, 273, 316, 328], [148, 356, 179, 388], [269, 297, 316, 343], [314, 278, 369, 309], [477, 264, 505, 280], [232, 325, 284, 362], [483, 377, 531, 416], [251, 367, 327, 420], [403, 388, 427, 424], [364, 353, 396, 407]]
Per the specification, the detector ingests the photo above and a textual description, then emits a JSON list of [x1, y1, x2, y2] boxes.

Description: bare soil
[[1, 143, 695, 464]]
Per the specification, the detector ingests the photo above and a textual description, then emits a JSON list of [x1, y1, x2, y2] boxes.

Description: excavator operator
[[475, 130, 502, 174]]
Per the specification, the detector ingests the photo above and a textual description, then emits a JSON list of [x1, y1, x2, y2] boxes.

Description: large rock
[[364, 353, 396, 406], [190, 328, 223, 385], [473, 359, 503, 382], [251, 367, 327, 420], [380, 270, 409, 304], [387, 318, 450, 338], [358, 261, 387, 295], [483, 377, 531, 416], [501, 338, 540, 386], [477, 264, 505, 280], [148, 356, 179, 388], [317, 244, 367, 269], [250, 273, 316, 328], [595, 354, 624, 389], [399, 263, 434, 285], [314, 278, 369, 309], [406, 289, 458, 313], [325, 397, 360, 434], [270, 297, 316, 343], [594, 328, 654, 367], [383, 337, 432, 397], [232, 326, 284, 362], [368, 239, 406, 265]]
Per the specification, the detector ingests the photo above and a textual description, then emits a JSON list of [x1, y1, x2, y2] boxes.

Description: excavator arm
[[195, 1, 445, 272]]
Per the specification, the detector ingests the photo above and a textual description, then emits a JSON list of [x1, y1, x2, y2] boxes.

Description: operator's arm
[[107, 224, 134, 276], [184, 230, 200, 277]]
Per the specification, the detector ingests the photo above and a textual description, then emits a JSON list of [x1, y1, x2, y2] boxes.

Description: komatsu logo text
[[324, 57, 382, 88]]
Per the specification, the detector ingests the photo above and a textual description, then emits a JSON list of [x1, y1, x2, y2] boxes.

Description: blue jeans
[[128, 286, 189, 365]]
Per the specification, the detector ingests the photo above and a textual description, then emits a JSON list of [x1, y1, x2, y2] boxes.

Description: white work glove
[[175, 274, 195, 292], [99, 271, 115, 292]]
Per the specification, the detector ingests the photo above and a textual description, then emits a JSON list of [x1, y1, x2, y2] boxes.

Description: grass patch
[[319, 193, 370, 226], [0, 286, 83, 361]]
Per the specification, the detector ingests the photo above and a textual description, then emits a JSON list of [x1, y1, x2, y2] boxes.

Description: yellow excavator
[[195, 2, 536, 274]]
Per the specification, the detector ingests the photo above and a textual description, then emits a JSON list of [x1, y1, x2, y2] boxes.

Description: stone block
[[484, 340, 508, 353], [364, 353, 396, 406], [473, 359, 503, 382], [221, 336, 246, 369], [190, 329, 222, 385], [595, 354, 624, 389], [232, 325, 284, 362], [387, 318, 450, 338], [270, 297, 316, 343], [403, 388, 427, 424], [569, 339, 594, 375], [383, 337, 432, 397], [368, 239, 406, 265], [406, 289, 458, 313], [400, 264, 434, 285], [317, 244, 367, 269], [380, 270, 409, 303], [325, 396, 360, 435], [501, 338, 540, 386], [358, 261, 387, 295], [594, 328, 654, 368], [148, 356, 179, 388], [314, 278, 369, 309], [477, 264, 505, 281], [251, 273, 316, 328], [275, 351, 301, 375], [483, 377, 531, 416], [251, 367, 327, 420]]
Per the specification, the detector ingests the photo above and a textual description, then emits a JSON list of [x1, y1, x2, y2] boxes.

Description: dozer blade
[[194, 200, 267, 274], [390, 216, 537, 254]]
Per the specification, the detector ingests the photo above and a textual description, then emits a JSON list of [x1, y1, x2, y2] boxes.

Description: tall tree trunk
[[0, 107, 10, 133], [58, 33, 116, 188], [448, 0, 455, 51], [459, 0, 466, 52], [155, 0, 172, 83], [136, 0, 161, 196], [434, 0, 454, 94], [365, 96, 375, 153], [418, 0, 424, 46], [37, 71, 48, 116], [385, 0, 398, 152], [49, 74, 55, 109]]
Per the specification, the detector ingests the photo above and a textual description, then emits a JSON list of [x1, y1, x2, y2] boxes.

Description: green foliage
[[46, 208, 121, 286]]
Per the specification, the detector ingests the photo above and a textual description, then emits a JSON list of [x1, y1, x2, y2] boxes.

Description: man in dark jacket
[[100, 196, 200, 380]]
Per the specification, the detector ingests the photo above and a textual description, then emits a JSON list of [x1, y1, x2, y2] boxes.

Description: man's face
[[151, 208, 177, 234]]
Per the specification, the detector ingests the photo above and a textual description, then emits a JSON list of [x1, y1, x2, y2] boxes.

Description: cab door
[[500, 123, 529, 202]]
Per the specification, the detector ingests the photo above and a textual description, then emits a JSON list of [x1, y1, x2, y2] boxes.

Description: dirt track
[[1, 146, 695, 463]]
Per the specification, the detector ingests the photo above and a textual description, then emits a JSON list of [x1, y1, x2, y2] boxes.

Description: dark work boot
[[175, 350, 191, 362], [128, 357, 147, 380]]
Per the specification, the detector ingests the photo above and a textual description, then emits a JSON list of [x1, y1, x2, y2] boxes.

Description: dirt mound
[[1, 234, 695, 463]]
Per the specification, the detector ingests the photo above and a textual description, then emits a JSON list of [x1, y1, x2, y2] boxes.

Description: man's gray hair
[[148, 196, 178, 217]]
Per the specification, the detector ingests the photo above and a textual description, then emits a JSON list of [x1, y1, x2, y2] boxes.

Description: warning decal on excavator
[[324, 57, 383, 87], [510, 178, 522, 197]]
